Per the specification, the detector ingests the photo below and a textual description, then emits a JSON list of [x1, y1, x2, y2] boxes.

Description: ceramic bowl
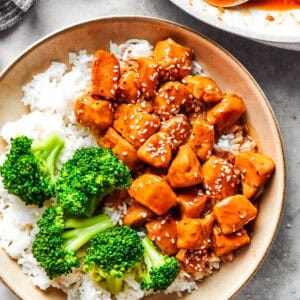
[[0, 16, 285, 300], [170, 0, 300, 51]]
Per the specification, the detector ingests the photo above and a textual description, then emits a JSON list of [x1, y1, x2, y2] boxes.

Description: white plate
[[170, 0, 300, 50]]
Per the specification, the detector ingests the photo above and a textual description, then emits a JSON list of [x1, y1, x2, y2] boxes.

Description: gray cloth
[[0, 0, 35, 31]]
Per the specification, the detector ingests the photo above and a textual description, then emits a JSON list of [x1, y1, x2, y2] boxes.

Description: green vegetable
[[0, 135, 64, 207], [56, 147, 131, 217], [32, 206, 113, 279], [83, 226, 143, 295], [140, 237, 180, 292]]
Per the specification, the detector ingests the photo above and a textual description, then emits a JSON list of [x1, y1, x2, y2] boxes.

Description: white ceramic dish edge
[[170, 0, 300, 50]]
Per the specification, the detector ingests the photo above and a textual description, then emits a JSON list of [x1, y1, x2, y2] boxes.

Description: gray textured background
[[0, 0, 299, 299]]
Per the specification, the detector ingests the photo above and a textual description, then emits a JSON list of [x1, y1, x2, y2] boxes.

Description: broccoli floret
[[83, 226, 143, 295], [56, 147, 131, 217], [32, 206, 113, 279], [0, 135, 64, 207], [140, 237, 180, 292]]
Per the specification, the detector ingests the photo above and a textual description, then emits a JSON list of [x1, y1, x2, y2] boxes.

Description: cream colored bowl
[[0, 17, 285, 300]]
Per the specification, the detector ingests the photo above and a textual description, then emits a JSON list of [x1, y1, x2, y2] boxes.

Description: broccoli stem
[[142, 237, 164, 268], [85, 188, 114, 217], [64, 213, 110, 229], [106, 276, 124, 295], [62, 214, 113, 251], [31, 134, 64, 178]]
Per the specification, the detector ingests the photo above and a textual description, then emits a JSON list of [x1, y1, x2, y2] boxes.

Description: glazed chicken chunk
[[213, 194, 257, 234], [154, 81, 193, 120], [159, 114, 191, 150], [137, 57, 159, 98], [137, 132, 172, 168], [146, 215, 178, 255], [177, 214, 214, 250], [154, 37, 193, 81], [211, 226, 251, 257], [123, 201, 154, 227], [117, 70, 140, 103], [91, 50, 120, 99], [129, 174, 177, 215], [96, 127, 139, 170], [207, 94, 246, 132], [118, 57, 158, 102], [183, 75, 223, 103], [176, 249, 212, 274], [74, 94, 113, 130], [177, 187, 208, 218], [202, 155, 240, 201], [113, 104, 160, 148], [167, 144, 203, 188], [235, 152, 275, 199], [188, 117, 215, 161]]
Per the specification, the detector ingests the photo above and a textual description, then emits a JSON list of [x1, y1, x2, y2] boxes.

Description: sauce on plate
[[206, 0, 300, 10], [244, 0, 300, 10]]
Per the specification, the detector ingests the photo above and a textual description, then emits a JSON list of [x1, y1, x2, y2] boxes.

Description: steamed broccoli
[[140, 237, 180, 292], [32, 206, 113, 279], [56, 147, 131, 217], [0, 135, 64, 207], [83, 226, 144, 295]]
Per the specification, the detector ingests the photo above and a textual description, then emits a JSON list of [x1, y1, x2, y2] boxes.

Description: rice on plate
[[0, 39, 274, 299]]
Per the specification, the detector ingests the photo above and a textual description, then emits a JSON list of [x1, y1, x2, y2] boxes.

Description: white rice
[[214, 127, 257, 155], [103, 200, 129, 225], [22, 51, 93, 117], [110, 39, 153, 62], [0, 40, 218, 299], [192, 61, 203, 75]]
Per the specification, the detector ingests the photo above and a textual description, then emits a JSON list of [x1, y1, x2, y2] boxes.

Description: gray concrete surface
[[0, 0, 299, 299]]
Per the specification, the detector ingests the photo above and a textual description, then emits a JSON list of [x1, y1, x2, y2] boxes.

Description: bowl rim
[[169, 0, 300, 44], [0, 15, 286, 300]]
